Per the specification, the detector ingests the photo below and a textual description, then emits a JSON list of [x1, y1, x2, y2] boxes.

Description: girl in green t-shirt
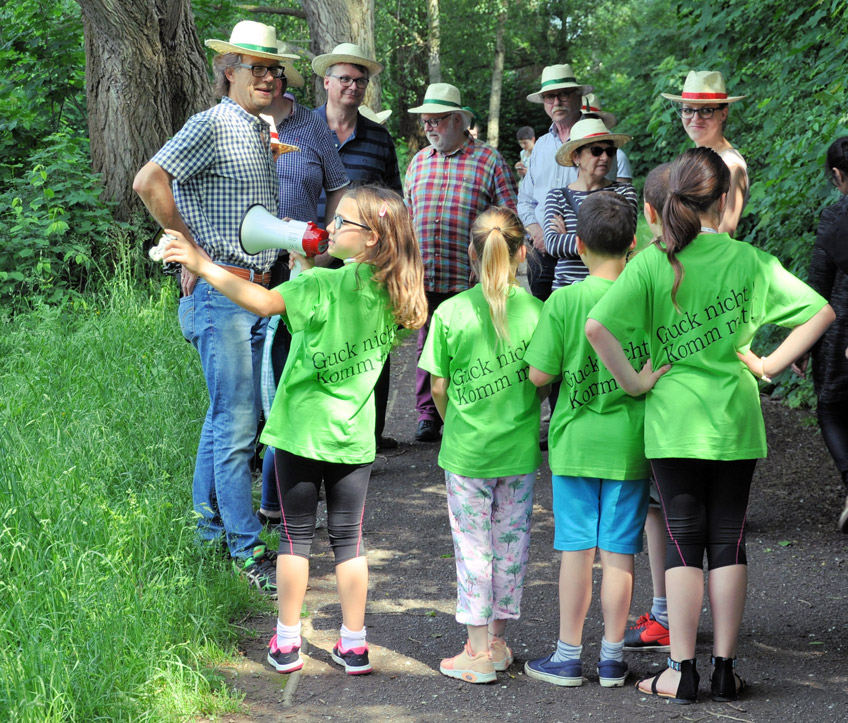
[[586, 148, 834, 704], [419, 207, 545, 684], [163, 186, 427, 677]]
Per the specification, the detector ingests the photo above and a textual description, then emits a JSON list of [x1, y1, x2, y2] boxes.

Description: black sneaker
[[267, 634, 303, 673], [331, 641, 372, 675], [236, 545, 277, 597], [377, 436, 399, 451], [415, 419, 441, 442]]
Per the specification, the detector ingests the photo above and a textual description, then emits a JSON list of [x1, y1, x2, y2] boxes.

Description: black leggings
[[650, 458, 756, 571], [274, 449, 371, 564], [817, 400, 848, 488]]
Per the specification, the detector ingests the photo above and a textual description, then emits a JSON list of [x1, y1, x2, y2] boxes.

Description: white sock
[[276, 620, 301, 649], [340, 624, 366, 651]]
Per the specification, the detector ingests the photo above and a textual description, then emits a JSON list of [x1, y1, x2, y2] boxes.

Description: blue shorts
[[552, 476, 650, 554]]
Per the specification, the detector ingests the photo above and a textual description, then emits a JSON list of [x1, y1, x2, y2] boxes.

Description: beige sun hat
[[581, 93, 618, 129], [527, 64, 593, 104], [205, 21, 297, 62], [408, 83, 474, 121], [312, 43, 383, 78], [359, 106, 392, 125], [661, 70, 746, 104], [555, 118, 632, 167], [275, 41, 304, 88]]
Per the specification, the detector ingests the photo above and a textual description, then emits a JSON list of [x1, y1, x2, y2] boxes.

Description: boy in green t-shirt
[[523, 192, 669, 688]]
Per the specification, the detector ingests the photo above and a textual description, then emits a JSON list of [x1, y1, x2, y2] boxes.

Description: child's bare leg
[[645, 507, 666, 597], [599, 550, 634, 643], [335, 556, 368, 632], [277, 555, 309, 626], [559, 549, 595, 645], [708, 564, 747, 659], [467, 624, 490, 654]]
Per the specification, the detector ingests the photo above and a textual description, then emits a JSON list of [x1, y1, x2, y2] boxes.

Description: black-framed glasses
[[420, 115, 453, 129], [329, 74, 369, 89], [678, 106, 720, 119], [333, 214, 371, 231], [542, 89, 579, 105], [237, 63, 285, 78], [584, 145, 616, 158]]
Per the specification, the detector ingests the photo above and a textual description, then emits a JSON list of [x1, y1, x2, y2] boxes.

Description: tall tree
[[486, 7, 507, 148], [300, 0, 380, 109], [75, 0, 212, 220], [426, 0, 441, 83]]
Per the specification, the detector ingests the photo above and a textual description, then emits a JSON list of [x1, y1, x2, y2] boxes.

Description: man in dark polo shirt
[[312, 43, 403, 449]]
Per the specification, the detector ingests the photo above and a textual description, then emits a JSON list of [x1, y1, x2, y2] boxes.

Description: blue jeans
[[179, 279, 267, 560]]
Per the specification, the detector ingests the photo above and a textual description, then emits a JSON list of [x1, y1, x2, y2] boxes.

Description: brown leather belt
[[219, 264, 272, 287]]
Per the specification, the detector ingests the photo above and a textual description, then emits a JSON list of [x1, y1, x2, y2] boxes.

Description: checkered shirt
[[151, 96, 280, 273], [405, 136, 517, 294]]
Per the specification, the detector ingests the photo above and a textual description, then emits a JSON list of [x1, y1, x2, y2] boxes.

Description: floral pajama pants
[[444, 470, 536, 626]]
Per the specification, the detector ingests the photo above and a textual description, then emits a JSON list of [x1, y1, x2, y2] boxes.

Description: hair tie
[[378, 202, 388, 218]]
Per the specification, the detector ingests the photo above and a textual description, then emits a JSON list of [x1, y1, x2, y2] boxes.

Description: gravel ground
[[202, 339, 848, 723]]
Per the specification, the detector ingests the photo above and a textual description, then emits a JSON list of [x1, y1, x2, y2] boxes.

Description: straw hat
[[581, 93, 618, 129], [312, 43, 383, 78], [408, 84, 474, 121], [205, 21, 298, 62], [359, 106, 392, 125], [527, 64, 593, 104], [555, 118, 632, 167], [661, 71, 746, 104], [275, 42, 304, 88]]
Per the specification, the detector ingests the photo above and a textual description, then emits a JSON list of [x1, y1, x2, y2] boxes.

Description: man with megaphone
[[133, 21, 301, 598]]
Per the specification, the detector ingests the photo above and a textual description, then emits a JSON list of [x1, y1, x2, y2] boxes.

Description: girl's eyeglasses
[[333, 214, 370, 231], [679, 106, 720, 119]]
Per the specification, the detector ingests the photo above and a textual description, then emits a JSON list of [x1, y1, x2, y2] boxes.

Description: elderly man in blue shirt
[[133, 21, 295, 596]]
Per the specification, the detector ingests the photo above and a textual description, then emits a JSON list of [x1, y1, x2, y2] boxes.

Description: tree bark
[[76, 0, 212, 220], [426, 0, 441, 84], [486, 10, 507, 149], [300, 0, 380, 110]]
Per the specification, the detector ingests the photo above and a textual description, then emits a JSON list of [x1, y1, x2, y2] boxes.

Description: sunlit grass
[[0, 282, 269, 721]]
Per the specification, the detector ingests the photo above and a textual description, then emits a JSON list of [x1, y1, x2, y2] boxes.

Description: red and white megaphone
[[239, 204, 329, 257]]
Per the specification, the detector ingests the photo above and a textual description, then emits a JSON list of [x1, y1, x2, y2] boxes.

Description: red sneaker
[[623, 613, 670, 651]]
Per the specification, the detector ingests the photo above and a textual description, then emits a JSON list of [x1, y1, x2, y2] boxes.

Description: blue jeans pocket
[[178, 293, 195, 343]]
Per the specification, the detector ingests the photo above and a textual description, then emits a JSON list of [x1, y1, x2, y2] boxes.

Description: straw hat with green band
[[408, 83, 474, 122], [205, 21, 297, 62], [527, 64, 593, 104]]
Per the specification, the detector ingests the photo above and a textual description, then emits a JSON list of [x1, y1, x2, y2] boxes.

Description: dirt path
[[204, 339, 848, 722]]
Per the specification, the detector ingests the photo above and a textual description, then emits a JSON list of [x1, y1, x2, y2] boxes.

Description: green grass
[[0, 282, 271, 721]]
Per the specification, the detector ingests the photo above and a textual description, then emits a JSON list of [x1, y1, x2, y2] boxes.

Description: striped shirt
[[405, 136, 517, 294], [313, 104, 402, 224], [276, 98, 349, 223], [151, 96, 280, 273], [543, 182, 638, 288]]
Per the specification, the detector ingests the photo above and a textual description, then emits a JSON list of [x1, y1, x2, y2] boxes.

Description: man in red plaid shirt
[[405, 83, 518, 442]]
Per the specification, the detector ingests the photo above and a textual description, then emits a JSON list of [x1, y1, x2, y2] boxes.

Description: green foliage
[[0, 284, 271, 721]]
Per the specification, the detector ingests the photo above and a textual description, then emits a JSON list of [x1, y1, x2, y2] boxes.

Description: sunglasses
[[582, 145, 616, 158], [541, 89, 579, 104], [333, 214, 370, 231]]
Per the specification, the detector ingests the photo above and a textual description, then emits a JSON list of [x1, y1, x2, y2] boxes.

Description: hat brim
[[205, 39, 298, 62], [555, 133, 632, 166], [312, 54, 383, 78], [660, 93, 746, 104], [527, 83, 594, 104], [282, 62, 304, 88], [408, 103, 473, 120], [582, 110, 618, 129]]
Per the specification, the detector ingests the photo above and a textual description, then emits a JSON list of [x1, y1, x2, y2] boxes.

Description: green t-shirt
[[419, 284, 543, 477], [589, 233, 828, 460], [525, 275, 650, 480], [260, 263, 397, 464]]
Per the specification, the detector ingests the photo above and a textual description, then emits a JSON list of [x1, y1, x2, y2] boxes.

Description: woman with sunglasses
[[543, 117, 638, 289], [662, 71, 748, 237]]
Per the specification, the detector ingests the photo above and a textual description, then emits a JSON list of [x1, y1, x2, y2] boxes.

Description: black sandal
[[710, 656, 746, 701], [636, 657, 699, 705]]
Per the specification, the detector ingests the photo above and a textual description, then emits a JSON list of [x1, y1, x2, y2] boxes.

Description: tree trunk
[[300, 0, 380, 111], [486, 10, 507, 149], [426, 0, 441, 84], [76, 0, 212, 220]]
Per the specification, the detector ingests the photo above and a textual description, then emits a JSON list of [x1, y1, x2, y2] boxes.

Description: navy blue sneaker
[[597, 659, 629, 687], [267, 634, 303, 673], [331, 641, 372, 675], [524, 653, 583, 686]]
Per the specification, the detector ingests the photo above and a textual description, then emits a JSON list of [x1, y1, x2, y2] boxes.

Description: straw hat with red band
[[527, 64, 593, 104], [555, 118, 632, 167], [205, 21, 298, 62], [661, 70, 746, 104], [581, 93, 618, 129]]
